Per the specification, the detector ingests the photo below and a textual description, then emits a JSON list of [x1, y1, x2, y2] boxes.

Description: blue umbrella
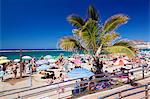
[[67, 68, 94, 79], [37, 65, 49, 71]]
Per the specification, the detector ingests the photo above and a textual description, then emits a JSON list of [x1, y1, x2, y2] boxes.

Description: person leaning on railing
[[88, 81, 95, 91], [128, 72, 136, 86]]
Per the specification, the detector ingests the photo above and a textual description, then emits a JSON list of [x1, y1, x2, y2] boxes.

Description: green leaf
[[106, 46, 135, 58], [80, 19, 99, 51], [113, 41, 137, 53], [88, 5, 99, 21], [101, 32, 120, 46], [59, 37, 87, 52], [102, 14, 129, 36], [67, 15, 85, 28]]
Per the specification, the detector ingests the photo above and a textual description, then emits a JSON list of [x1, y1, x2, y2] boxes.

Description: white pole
[[30, 64, 32, 87]]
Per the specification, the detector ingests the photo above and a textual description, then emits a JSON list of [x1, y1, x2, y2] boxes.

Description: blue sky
[[1, 0, 149, 49]]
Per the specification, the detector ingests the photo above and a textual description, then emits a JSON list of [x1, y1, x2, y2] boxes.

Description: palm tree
[[59, 5, 136, 58]]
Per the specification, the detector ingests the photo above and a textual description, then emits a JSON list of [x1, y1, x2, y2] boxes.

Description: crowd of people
[[0, 51, 149, 89]]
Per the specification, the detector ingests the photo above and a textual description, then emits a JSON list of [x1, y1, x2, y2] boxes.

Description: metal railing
[[0, 63, 143, 93], [0, 66, 149, 99], [98, 83, 150, 99]]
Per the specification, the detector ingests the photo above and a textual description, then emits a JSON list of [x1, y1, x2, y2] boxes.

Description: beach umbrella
[[37, 65, 50, 71], [44, 55, 52, 60], [0, 56, 7, 60], [36, 60, 49, 65], [80, 54, 85, 57], [22, 56, 32, 60], [67, 68, 94, 79], [0, 59, 10, 64], [121, 66, 130, 70], [64, 63, 75, 70], [100, 58, 109, 61], [68, 58, 75, 61], [14, 59, 20, 63], [48, 59, 56, 63]]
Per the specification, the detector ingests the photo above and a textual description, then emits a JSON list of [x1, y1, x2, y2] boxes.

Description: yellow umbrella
[[0, 59, 10, 64], [0, 56, 7, 60]]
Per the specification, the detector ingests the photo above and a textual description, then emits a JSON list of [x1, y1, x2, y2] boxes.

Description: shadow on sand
[[3, 76, 29, 85]]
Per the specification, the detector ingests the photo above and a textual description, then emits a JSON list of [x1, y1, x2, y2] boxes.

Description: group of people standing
[[0, 60, 35, 81]]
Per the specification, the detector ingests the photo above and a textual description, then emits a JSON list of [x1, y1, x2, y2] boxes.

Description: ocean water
[[0, 50, 74, 60], [1, 49, 149, 60]]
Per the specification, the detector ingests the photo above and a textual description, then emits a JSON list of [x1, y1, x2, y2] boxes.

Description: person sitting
[[46, 73, 51, 78], [72, 81, 80, 95], [51, 72, 55, 79], [78, 65, 81, 68], [13, 68, 17, 79], [59, 73, 64, 82], [80, 78, 88, 92], [75, 65, 78, 68], [32, 66, 36, 72], [41, 73, 51, 79], [88, 81, 95, 91], [111, 70, 116, 75], [128, 72, 135, 83]]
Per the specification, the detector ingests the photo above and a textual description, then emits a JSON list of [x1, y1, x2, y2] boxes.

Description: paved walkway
[[79, 77, 150, 99]]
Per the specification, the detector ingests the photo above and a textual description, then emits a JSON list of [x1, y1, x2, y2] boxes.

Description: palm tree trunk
[[95, 44, 102, 56]]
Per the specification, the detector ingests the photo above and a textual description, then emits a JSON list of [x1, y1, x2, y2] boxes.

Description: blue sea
[[0, 49, 149, 60], [0, 50, 75, 60]]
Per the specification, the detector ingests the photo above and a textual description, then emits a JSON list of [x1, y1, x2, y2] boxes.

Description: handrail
[[0, 78, 79, 97], [0, 74, 122, 97], [123, 90, 145, 98], [0, 64, 144, 93], [99, 83, 150, 99], [0, 66, 149, 98]]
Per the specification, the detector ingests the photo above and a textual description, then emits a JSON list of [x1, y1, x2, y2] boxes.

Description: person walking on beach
[[0, 70, 4, 81], [22, 62, 26, 74], [2, 63, 7, 75], [13, 67, 17, 79]]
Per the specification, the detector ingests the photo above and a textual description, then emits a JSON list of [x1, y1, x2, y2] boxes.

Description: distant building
[[130, 40, 150, 49]]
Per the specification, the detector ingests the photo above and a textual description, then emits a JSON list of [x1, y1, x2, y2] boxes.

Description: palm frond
[[113, 41, 137, 53], [67, 15, 85, 28], [72, 29, 82, 37], [59, 37, 87, 52], [87, 5, 99, 21], [102, 14, 129, 36], [105, 46, 135, 58], [101, 32, 120, 46], [80, 19, 99, 51], [113, 41, 130, 46]]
